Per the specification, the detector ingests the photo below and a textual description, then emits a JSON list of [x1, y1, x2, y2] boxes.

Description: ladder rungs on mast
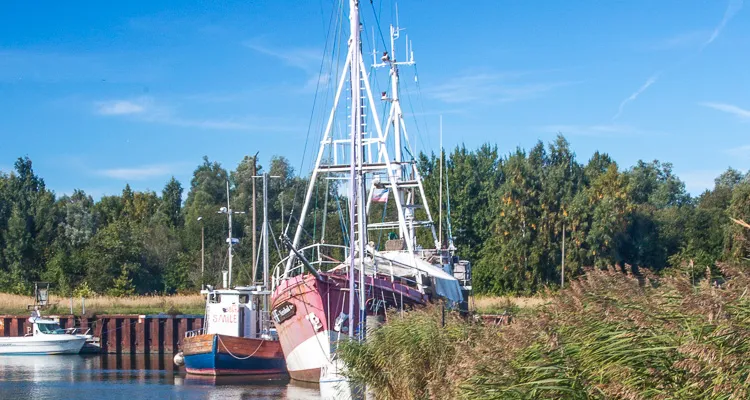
[[367, 221, 433, 230], [317, 162, 408, 173], [377, 180, 420, 188]]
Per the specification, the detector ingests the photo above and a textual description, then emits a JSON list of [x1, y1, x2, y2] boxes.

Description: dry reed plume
[[0, 292, 204, 315], [472, 295, 548, 314]]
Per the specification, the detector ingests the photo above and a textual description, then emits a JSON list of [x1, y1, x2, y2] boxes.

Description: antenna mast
[[219, 181, 245, 288], [252, 172, 281, 333], [372, 20, 440, 252]]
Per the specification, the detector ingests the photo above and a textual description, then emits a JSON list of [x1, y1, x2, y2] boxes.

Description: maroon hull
[[271, 271, 426, 382]]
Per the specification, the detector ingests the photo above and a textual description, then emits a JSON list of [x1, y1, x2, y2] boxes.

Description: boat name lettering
[[271, 302, 296, 324], [211, 304, 239, 324]]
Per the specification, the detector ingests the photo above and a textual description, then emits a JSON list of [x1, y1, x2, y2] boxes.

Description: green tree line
[[1, 135, 748, 296], [0, 154, 338, 296], [418, 135, 750, 295]]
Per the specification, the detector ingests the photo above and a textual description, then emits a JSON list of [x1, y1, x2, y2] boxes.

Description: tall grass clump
[[340, 263, 750, 400], [338, 308, 473, 399]]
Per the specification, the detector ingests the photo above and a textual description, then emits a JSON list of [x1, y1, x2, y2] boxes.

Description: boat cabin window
[[37, 322, 65, 334], [209, 293, 221, 304], [239, 294, 249, 304]]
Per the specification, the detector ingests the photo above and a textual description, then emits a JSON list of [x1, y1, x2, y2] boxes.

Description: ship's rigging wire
[[413, 63, 434, 154], [288, 0, 343, 237], [369, 0, 390, 54]]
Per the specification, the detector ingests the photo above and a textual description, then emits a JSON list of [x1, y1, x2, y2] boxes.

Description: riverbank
[[339, 263, 750, 399], [0, 293, 204, 316]]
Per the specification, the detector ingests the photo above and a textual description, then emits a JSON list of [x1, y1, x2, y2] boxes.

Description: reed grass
[[0, 292, 205, 316], [472, 295, 548, 315], [339, 263, 750, 400]]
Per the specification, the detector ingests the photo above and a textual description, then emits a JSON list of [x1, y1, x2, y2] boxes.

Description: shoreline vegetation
[[0, 293, 205, 316], [339, 263, 750, 400], [1, 136, 749, 301]]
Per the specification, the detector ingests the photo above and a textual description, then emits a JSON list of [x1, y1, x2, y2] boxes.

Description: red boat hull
[[271, 272, 426, 382]]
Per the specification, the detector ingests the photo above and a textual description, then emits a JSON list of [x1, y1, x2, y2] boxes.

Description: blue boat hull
[[183, 334, 286, 376]]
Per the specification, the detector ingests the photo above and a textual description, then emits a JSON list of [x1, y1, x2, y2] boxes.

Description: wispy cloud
[[93, 96, 296, 131], [243, 39, 328, 90], [613, 73, 660, 120], [96, 99, 148, 115], [540, 124, 650, 137], [244, 40, 321, 72], [614, 0, 743, 119], [701, 102, 750, 120], [95, 164, 177, 181], [705, 0, 744, 47], [427, 71, 577, 105]]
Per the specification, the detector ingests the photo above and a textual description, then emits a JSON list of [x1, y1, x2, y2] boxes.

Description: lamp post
[[197, 216, 204, 289]]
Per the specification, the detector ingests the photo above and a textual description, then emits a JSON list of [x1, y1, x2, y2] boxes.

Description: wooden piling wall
[[0, 314, 203, 354]]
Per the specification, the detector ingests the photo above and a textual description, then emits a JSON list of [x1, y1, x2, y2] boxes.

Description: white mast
[[252, 171, 280, 332], [353, 0, 368, 340], [439, 115, 443, 248], [347, 0, 361, 339], [262, 173, 270, 325], [227, 182, 232, 287], [219, 181, 245, 288]]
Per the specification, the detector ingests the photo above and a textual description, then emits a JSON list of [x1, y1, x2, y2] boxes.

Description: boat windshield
[[36, 322, 66, 334]]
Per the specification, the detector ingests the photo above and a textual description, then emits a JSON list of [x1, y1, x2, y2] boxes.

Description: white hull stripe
[[284, 330, 331, 373]]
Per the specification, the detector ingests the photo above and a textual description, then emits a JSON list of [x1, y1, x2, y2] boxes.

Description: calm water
[[0, 354, 328, 399]]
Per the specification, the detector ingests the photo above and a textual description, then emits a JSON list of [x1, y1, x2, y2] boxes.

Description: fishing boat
[[0, 310, 87, 355], [271, 1, 471, 383], [180, 178, 286, 376]]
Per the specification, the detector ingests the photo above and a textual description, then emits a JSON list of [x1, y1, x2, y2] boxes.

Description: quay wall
[[0, 314, 203, 354]]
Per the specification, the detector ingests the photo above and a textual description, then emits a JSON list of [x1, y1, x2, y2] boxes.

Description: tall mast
[[347, 0, 360, 339], [262, 173, 269, 289], [227, 181, 233, 287], [251, 154, 258, 284], [220, 181, 244, 288], [439, 115, 443, 247], [262, 173, 270, 332]]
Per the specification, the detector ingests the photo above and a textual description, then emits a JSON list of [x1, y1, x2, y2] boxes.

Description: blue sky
[[0, 0, 748, 198]]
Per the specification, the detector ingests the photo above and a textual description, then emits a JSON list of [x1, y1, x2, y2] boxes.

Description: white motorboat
[[0, 311, 87, 355]]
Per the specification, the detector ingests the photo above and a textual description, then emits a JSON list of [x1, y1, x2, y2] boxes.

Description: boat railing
[[64, 327, 91, 336], [185, 328, 207, 338], [272, 243, 435, 291], [272, 243, 350, 289]]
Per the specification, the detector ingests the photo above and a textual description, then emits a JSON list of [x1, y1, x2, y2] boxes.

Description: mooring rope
[[217, 334, 265, 360]]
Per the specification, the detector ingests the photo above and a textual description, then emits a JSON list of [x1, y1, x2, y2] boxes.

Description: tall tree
[[160, 177, 184, 228]]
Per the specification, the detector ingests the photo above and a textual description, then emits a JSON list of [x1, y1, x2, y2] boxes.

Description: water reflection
[[0, 354, 328, 399]]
